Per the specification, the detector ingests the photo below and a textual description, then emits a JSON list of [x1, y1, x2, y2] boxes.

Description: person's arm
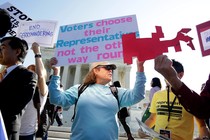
[[31, 42, 48, 96], [49, 57, 60, 76], [138, 113, 156, 138], [48, 57, 62, 99], [137, 59, 144, 72], [144, 113, 156, 128], [154, 55, 182, 90], [154, 55, 210, 119], [195, 117, 210, 139], [48, 57, 77, 110], [118, 59, 146, 106], [172, 83, 210, 119]]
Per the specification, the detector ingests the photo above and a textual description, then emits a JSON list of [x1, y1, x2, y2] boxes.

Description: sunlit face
[[0, 40, 20, 66], [94, 65, 114, 85]]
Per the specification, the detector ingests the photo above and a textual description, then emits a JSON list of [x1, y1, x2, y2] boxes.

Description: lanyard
[[167, 86, 177, 122]]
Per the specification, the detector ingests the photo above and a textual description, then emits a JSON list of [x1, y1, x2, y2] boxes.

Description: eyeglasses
[[96, 65, 116, 71]]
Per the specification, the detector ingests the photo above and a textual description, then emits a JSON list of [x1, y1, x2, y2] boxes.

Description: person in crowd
[[200, 83, 210, 129], [48, 57, 146, 140], [149, 77, 162, 103], [46, 75, 56, 126], [53, 83, 64, 127], [46, 75, 64, 127], [114, 81, 134, 140], [154, 55, 210, 119], [54, 106, 63, 126], [118, 107, 134, 140], [39, 76, 64, 140], [0, 8, 12, 38], [49, 82, 64, 127], [0, 36, 37, 140], [0, 8, 12, 74], [141, 59, 210, 140], [19, 42, 48, 140], [141, 77, 162, 123]]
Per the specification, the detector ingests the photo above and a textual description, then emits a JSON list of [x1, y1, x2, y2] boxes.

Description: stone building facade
[[41, 47, 132, 89], [40, 47, 142, 129]]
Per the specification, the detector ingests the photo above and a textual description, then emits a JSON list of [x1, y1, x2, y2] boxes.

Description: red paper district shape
[[122, 26, 195, 64]]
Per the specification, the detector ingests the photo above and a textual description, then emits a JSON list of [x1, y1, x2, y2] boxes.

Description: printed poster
[[55, 15, 139, 66], [136, 117, 170, 140], [16, 20, 58, 47], [196, 20, 210, 57]]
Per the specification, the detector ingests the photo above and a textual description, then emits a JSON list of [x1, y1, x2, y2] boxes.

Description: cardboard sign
[[196, 20, 210, 57], [136, 117, 170, 140], [16, 20, 58, 47], [0, 2, 32, 36], [122, 26, 195, 64], [55, 15, 139, 66]]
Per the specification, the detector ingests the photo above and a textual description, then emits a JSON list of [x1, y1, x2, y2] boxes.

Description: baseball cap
[[90, 61, 117, 71]]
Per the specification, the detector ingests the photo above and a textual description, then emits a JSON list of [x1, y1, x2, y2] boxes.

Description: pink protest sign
[[122, 26, 195, 64], [55, 15, 139, 66], [196, 20, 210, 57]]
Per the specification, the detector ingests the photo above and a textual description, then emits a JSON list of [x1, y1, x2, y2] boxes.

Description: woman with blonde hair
[[48, 57, 146, 140]]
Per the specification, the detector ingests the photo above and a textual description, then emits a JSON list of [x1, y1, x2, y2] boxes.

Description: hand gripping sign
[[122, 26, 195, 64]]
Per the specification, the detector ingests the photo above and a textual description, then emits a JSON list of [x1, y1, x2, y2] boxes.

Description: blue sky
[[1, 0, 210, 92]]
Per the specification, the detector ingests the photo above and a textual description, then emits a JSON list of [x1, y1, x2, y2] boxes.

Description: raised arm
[[154, 55, 182, 89], [154, 55, 210, 119], [31, 42, 48, 96], [49, 57, 60, 76], [137, 59, 144, 72]]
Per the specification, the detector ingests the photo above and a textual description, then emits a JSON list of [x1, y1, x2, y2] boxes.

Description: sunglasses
[[96, 65, 116, 71]]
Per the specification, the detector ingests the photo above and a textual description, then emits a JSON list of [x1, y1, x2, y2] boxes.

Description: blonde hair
[[82, 69, 96, 85], [27, 64, 35, 72]]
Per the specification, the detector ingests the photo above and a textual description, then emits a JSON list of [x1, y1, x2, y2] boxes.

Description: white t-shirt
[[20, 87, 48, 136]]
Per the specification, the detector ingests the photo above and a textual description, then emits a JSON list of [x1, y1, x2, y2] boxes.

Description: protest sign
[[196, 20, 210, 57], [122, 26, 194, 64], [16, 20, 58, 47], [136, 117, 170, 140], [0, 2, 32, 36], [55, 15, 139, 66], [0, 111, 7, 140]]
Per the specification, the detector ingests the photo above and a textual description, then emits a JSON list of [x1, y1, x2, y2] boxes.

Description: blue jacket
[[49, 72, 146, 140]]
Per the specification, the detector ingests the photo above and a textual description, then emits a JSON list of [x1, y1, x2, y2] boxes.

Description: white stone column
[[74, 64, 81, 85], [61, 66, 69, 90], [113, 67, 119, 82], [125, 66, 131, 89]]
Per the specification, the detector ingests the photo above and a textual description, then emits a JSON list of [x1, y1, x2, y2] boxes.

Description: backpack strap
[[71, 84, 120, 122], [109, 85, 120, 110], [71, 84, 89, 122]]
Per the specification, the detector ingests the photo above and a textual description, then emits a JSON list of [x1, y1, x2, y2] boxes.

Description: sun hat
[[90, 61, 116, 71]]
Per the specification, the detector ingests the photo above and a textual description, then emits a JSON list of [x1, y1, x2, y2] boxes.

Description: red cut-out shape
[[122, 26, 195, 64]]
